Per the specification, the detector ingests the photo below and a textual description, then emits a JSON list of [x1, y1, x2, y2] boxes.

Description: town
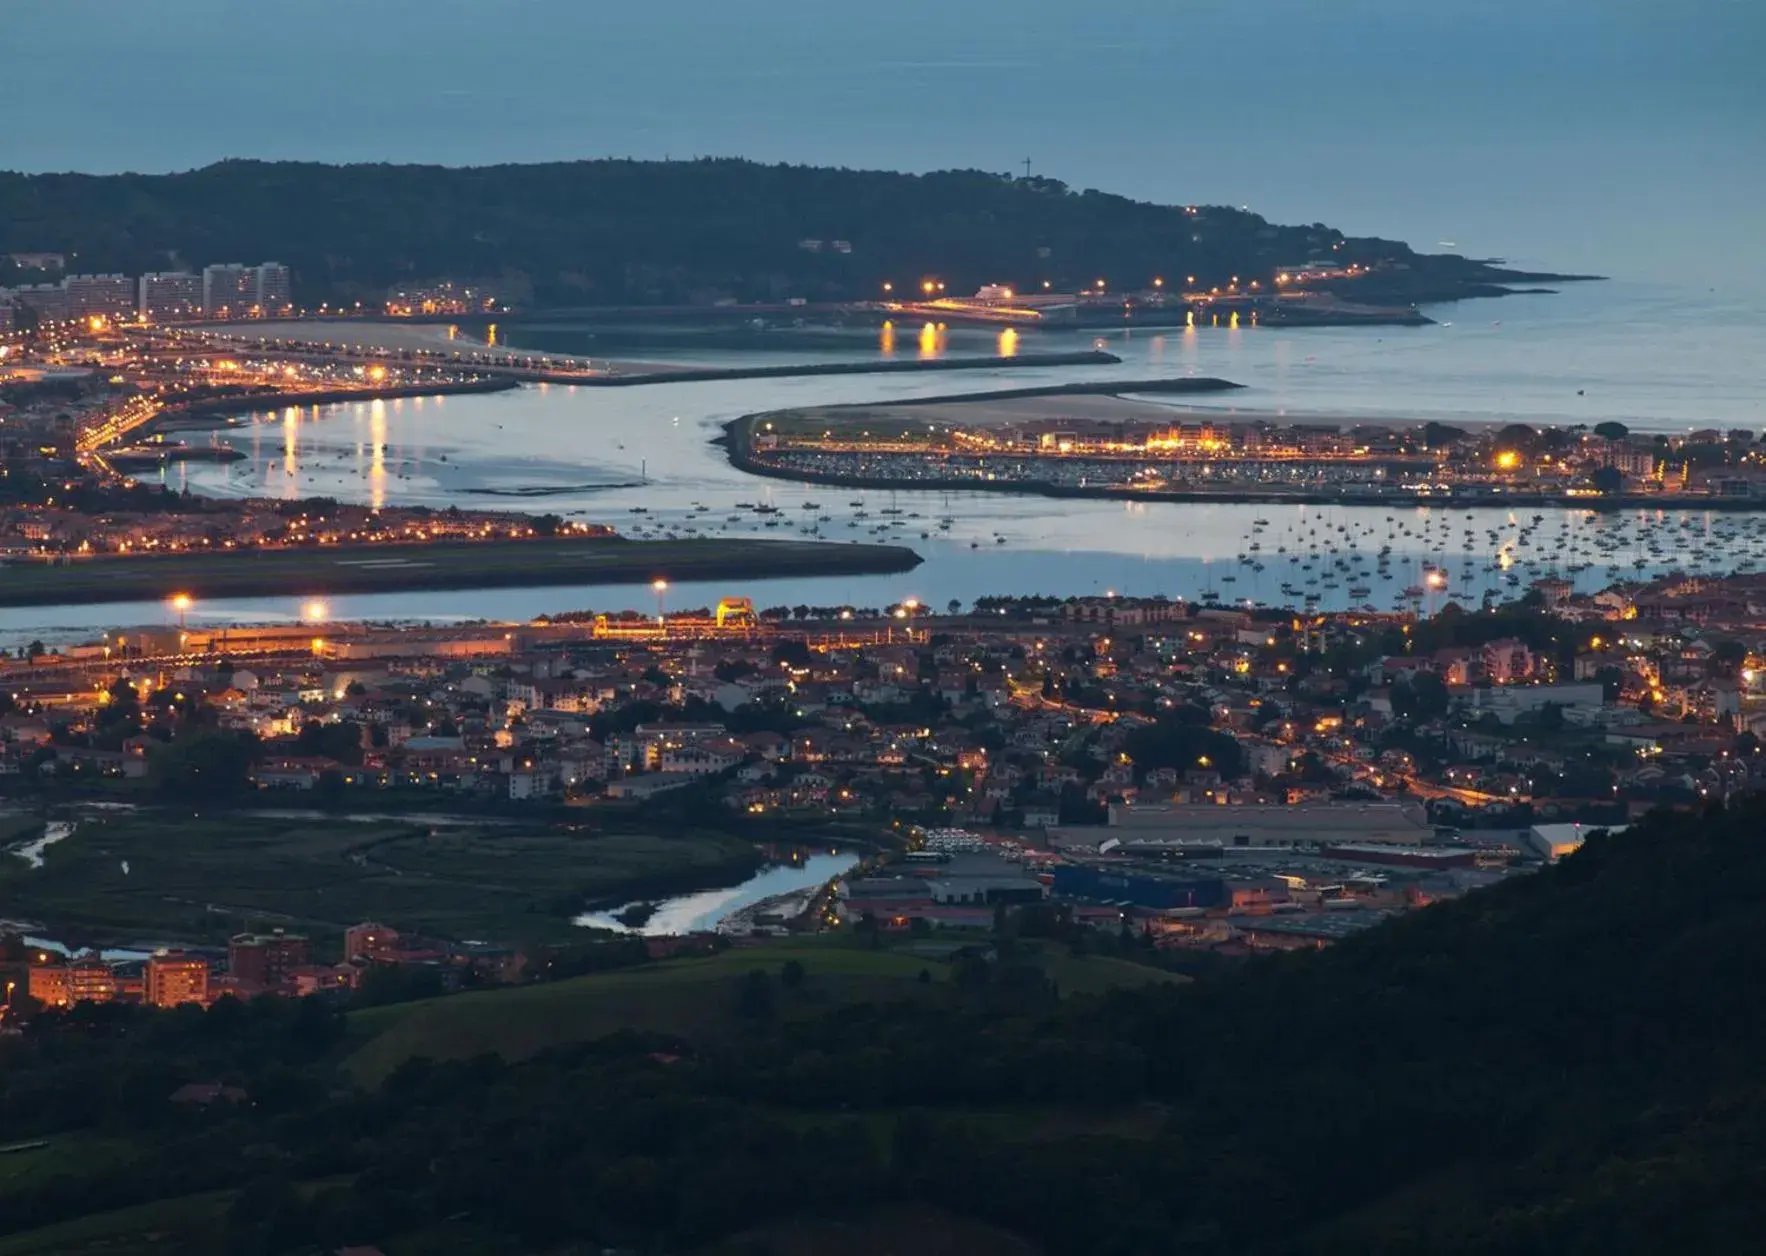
[[5, 564, 1762, 1021]]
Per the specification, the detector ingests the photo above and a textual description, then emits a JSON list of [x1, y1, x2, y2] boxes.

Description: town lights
[[1495, 450, 1521, 471]]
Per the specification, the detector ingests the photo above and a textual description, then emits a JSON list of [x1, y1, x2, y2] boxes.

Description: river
[[574, 851, 857, 936], [6, 820, 72, 869], [2, 280, 1762, 647]]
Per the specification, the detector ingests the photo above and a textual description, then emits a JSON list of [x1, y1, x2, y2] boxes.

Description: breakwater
[[586, 349, 1122, 387], [0, 537, 923, 609]]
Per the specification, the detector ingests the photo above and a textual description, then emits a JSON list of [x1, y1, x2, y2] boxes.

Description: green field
[[0, 812, 758, 948], [1036, 950, 1191, 996], [344, 937, 1188, 1084], [344, 940, 941, 1082], [0, 536, 919, 608]]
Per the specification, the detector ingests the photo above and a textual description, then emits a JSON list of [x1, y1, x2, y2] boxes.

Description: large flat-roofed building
[[27, 962, 73, 1008], [1060, 802, 1434, 851], [66, 956, 121, 1005], [1528, 822, 1625, 862], [8, 283, 73, 325], [1050, 864, 1229, 910], [139, 271, 204, 322], [344, 921, 400, 962], [62, 273, 135, 321], [228, 930, 309, 990], [6, 252, 65, 273], [145, 952, 211, 1007]]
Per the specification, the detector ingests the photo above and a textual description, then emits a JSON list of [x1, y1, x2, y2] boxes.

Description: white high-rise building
[[253, 262, 292, 315], [202, 263, 254, 317], [138, 272, 204, 322], [62, 274, 136, 321]]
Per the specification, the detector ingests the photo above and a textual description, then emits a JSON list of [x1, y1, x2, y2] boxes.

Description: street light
[[169, 593, 191, 628], [302, 599, 329, 624], [652, 579, 668, 626]]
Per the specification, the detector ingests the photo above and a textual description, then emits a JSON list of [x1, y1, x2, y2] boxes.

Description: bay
[[5, 280, 1762, 646]]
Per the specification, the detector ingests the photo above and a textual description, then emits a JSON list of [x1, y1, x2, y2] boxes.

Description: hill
[[1, 800, 1761, 1253], [0, 158, 1582, 309]]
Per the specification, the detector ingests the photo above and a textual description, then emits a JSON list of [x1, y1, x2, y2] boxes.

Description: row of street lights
[[162, 584, 930, 642], [884, 276, 1215, 297]]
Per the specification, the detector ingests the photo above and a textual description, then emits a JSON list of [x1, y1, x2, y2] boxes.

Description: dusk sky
[[6, 0, 1762, 283]]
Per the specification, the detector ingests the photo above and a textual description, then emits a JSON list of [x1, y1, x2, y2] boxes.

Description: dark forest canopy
[[0, 157, 1575, 308], [3, 798, 1765, 1253]]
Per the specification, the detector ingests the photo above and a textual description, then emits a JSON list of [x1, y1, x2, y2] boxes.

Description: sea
[[5, 279, 1763, 647]]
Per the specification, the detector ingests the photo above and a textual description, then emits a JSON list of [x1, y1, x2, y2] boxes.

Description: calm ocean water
[[6, 281, 1762, 645]]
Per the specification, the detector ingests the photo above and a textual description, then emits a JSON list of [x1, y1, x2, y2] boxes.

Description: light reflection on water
[[6, 281, 1762, 645], [574, 852, 857, 935]]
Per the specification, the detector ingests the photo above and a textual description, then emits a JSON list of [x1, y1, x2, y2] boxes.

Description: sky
[[4, 0, 1763, 283]]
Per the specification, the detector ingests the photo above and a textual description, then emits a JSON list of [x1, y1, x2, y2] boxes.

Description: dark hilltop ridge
[[0, 157, 1597, 309]]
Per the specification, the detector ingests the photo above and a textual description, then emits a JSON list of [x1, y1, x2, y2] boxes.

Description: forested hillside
[[0, 158, 1559, 308], [4, 799, 1754, 1254]]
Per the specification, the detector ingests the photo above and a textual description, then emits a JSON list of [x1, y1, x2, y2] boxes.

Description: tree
[[1711, 639, 1748, 672], [1593, 421, 1629, 441], [1392, 671, 1450, 721], [1421, 421, 1467, 449], [147, 731, 255, 800], [735, 969, 775, 1019], [947, 599, 962, 615], [294, 719, 364, 765]]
